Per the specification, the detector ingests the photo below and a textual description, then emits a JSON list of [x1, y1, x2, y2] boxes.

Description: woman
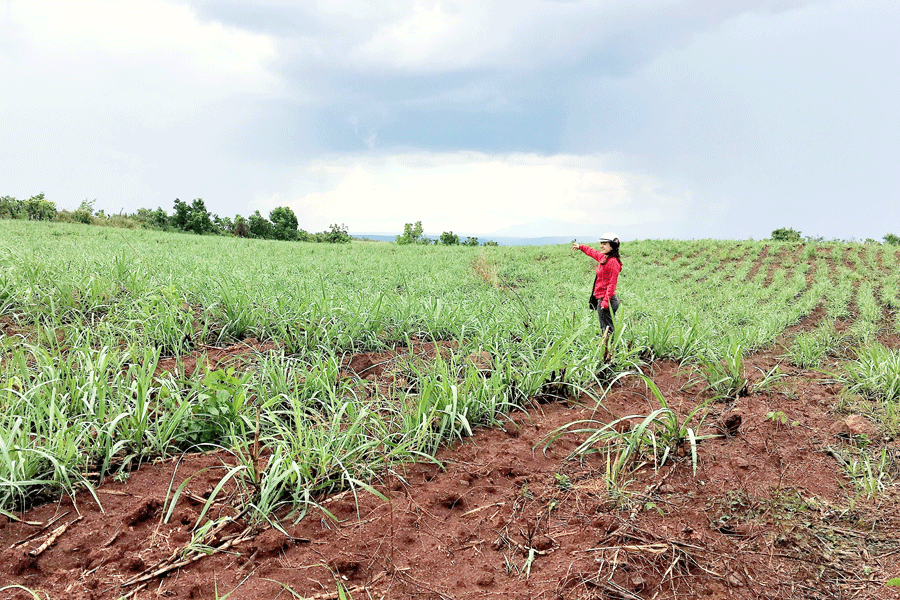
[[573, 233, 622, 337]]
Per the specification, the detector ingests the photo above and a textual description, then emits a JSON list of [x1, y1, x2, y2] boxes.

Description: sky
[[1, 0, 898, 241]]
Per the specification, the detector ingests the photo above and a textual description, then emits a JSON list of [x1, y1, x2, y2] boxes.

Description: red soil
[[3, 343, 900, 599]]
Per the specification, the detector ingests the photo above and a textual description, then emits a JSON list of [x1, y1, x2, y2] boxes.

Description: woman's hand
[[572, 243, 580, 251]]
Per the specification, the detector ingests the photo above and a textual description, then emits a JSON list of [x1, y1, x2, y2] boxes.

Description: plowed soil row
[[2, 338, 900, 599]]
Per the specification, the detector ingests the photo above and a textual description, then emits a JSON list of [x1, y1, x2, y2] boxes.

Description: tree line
[[770, 227, 899, 245], [1, 194, 351, 243], [395, 220, 497, 246]]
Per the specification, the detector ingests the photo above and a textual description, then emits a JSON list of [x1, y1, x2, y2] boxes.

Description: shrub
[[884, 233, 900, 246], [151, 207, 169, 229], [323, 223, 351, 243], [72, 199, 95, 224], [771, 227, 802, 242], [440, 231, 459, 245], [104, 214, 145, 229], [131, 208, 158, 226]]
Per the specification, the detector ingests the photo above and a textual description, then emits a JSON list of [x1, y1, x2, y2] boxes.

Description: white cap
[[598, 232, 619, 242]]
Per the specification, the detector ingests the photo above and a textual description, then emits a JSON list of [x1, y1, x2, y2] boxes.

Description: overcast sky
[[2, 0, 897, 241]]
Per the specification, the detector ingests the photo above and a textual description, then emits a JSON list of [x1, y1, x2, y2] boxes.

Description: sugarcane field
[[1, 219, 899, 599]]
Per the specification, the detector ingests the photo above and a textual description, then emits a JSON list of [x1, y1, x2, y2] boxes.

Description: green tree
[[186, 198, 213, 234], [171, 199, 189, 230], [462, 236, 479, 247], [171, 198, 213, 234], [248, 210, 273, 239], [24, 193, 56, 221], [269, 206, 299, 241], [0, 195, 21, 218], [771, 227, 802, 242], [439, 231, 460, 245], [233, 215, 250, 238], [212, 215, 234, 235], [884, 233, 900, 245], [396, 221, 426, 244], [151, 207, 169, 229]]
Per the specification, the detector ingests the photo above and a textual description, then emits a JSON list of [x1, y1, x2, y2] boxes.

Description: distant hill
[[353, 219, 640, 246], [351, 233, 575, 246]]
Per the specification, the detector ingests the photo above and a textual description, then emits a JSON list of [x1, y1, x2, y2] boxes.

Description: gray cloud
[[183, 1, 831, 162], [2, 0, 896, 239]]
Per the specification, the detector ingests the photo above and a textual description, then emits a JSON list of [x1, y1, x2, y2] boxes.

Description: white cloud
[[267, 152, 691, 235], [0, 0, 284, 210], [352, 3, 499, 72], [1, 0, 281, 119], [286, 0, 816, 75]]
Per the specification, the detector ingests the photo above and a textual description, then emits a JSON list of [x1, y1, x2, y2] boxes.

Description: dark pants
[[597, 295, 620, 335]]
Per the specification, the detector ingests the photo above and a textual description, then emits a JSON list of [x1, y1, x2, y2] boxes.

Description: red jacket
[[577, 245, 621, 309]]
